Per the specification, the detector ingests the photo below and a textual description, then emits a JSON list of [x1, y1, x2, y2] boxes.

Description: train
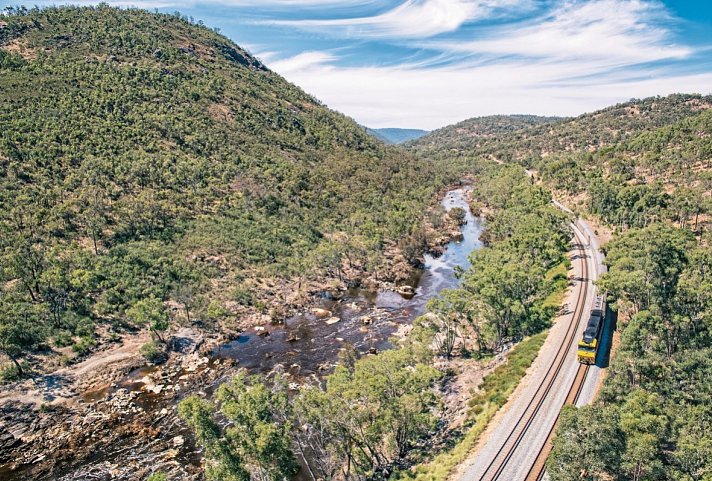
[[577, 294, 606, 364]]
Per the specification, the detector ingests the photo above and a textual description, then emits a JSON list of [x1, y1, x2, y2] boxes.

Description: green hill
[[411, 95, 712, 230], [409, 114, 563, 155], [0, 6, 451, 367], [412, 96, 711, 164]]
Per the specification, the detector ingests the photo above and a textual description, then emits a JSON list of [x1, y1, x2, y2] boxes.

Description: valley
[[1, 5, 711, 481], [0, 187, 490, 480]]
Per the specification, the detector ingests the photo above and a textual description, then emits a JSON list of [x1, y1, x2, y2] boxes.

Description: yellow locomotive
[[577, 295, 605, 364]]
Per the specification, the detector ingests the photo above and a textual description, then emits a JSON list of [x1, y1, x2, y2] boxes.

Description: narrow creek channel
[[4, 187, 483, 481]]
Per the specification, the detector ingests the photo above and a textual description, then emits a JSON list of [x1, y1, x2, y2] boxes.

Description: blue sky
[[4, 0, 712, 129]]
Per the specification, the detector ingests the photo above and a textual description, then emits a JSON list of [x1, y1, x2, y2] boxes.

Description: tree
[[179, 395, 249, 481], [0, 296, 48, 375], [180, 373, 298, 481], [126, 296, 169, 343], [548, 405, 623, 481], [462, 248, 545, 349], [619, 390, 668, 481], [77, 184, 108, 255], [426, 293, 467, 358], [599, 224, 692, 317], [216, 374, 298, 481], [291, 387, 343, 481], [673, 248, 712, 349], [670, 405, 712, 481], [172, 283, 197, 324], [321, 347, 440, 474], [4, 235, 46, 303]]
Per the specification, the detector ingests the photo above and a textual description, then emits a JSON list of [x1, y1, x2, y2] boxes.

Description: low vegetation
[[180, 164, 571, 481], [0, 5, 454, 375], [549, 226, 712, 481]]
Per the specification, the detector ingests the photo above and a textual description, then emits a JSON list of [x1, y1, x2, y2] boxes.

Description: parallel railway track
[[524, 363, 590, 481], [476, 227, 591, 481]]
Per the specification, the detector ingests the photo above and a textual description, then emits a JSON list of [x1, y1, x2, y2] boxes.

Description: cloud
[[269, 51, 337, 73], [437, 0, 691, 64], [259, 0, 708, 128], [270, 54, 712, 129], [272, 0, 526, 38], [16, 0, 379, 8]]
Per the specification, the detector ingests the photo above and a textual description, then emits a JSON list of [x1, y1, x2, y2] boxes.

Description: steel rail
[[477, 227, 591, 481], [524, 363, 590, 481]]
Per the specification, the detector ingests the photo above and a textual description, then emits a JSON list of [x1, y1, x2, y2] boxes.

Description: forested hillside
[[410, 114, 561, 156], [538, 100, 712, 481], [539, 108, 712, 230], [549, 225, 712, 481], [0, 6, 451, 375], [412, 96, 711, 164], [413, 95, 712, 231], [411, 94, 712, 481]]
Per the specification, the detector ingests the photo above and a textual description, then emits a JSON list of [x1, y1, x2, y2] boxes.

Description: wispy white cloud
[[262, 0, 708, 128], [272, 0, 527, 38], [271, 55, 712, 129], [17, 0, 379, 8], [270, 51, 337, 73], [437, 0, 690, 64]]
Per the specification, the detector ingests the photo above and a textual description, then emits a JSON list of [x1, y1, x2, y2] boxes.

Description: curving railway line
[[459, 220, 604, 481], [475, 227, 590, 481]]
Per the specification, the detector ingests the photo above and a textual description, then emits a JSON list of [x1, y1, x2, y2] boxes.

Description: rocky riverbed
[[0, 187, 486, 481]]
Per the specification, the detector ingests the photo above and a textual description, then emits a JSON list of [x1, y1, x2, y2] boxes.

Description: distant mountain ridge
[[410, 114, 563, 152], [368, 127, 429, 144]]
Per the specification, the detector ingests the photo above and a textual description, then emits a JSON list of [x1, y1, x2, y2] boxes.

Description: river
[[211, 187, 483, 382], [3, 186, 483, 481]]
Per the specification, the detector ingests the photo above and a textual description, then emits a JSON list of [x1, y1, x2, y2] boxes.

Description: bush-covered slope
[[537, 108, 712, 230], [412, 96, 711, 164], [0, 6, 451, 369], [410, 114, 561, 155], [412, 94, 712, 231]]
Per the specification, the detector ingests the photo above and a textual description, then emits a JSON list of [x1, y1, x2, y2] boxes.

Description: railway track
[[524, 363, 590, 481], [476, 227, 591, 481]]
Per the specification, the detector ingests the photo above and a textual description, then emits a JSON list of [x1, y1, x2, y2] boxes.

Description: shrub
[[448, 207, 467, 225], [0, 363, 21, 382], [398, 228, 428, 266], [429, 206, 446, 229], [74, 317, 95, 338], [140, 341, 167, 363], [71, 336, 96, 355], [53, 330, 74, 348], [206, 300, 228, 322], [231, 288, 254, 307]]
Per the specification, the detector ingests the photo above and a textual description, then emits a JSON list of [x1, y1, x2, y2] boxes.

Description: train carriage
[[577, 294, 605, 364]]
